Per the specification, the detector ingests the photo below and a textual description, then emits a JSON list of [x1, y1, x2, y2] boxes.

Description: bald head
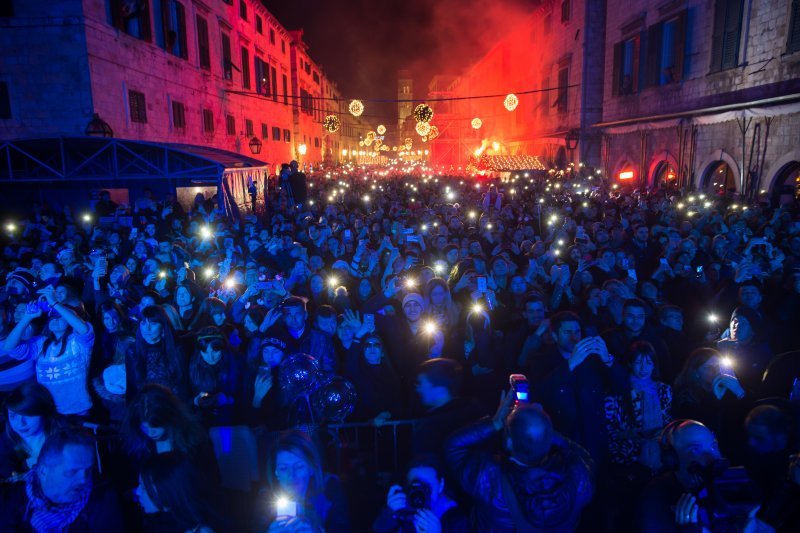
[[671, 421, 720, 474], [506, 404, 554, 464]]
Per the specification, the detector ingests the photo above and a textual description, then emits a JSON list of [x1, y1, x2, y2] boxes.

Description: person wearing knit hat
[[402, 292, 425, 312], [5, 269, 37, 297]]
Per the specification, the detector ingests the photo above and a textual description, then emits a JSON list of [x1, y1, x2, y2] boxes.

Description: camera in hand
[[394, 481, 431, 524], [690, 460, 762, 528]]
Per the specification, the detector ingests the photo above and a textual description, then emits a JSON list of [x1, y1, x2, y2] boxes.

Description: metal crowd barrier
[[326, 419, 418, 474]]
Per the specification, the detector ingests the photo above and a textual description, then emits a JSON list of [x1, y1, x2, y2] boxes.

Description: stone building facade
[[429, 0, 607, 169], [598, 0, 800, 201], [0, 0, 357, 169]]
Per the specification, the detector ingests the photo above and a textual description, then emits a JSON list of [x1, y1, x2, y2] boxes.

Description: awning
[[595, 94, 800, 134], [0, 137, 270, 219], [0, 137, 268, 181]]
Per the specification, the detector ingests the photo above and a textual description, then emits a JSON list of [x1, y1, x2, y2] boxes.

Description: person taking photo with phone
[[445, 391, 594, 532]]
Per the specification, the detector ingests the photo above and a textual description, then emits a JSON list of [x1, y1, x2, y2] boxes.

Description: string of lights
[[225, 83, 581, 123], [225, 82, 580, 106]]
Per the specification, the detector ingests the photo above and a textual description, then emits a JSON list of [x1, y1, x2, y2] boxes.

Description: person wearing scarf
[[24, 469, 91, 531], [0, 430, 122, 532]]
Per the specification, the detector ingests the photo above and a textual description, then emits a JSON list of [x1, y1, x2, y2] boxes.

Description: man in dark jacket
[[0, 430, 123, 532], [412, 358, 487, 457], [446, 394, 594, 532], [602, 298, 671, 372], [288, 160, 307, 207], [266, 296, 336, 374], [530, 311, 627, 464]]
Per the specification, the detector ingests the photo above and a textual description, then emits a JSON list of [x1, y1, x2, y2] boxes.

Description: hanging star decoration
[[349, 100, 364, 117], [413, 103, 433, 123], [415, 121, 431, 136], [503, 94, 519, 111], [322, 115, 341, 133]]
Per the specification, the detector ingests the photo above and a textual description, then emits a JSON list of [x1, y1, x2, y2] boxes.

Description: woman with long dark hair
[[173, 282, 199, 330], [188, 326, 243, 427], [673, 347, 747, 458], [260, 430, 350, 533], [121, 384, 219, 482], [0, 382, 64, 480], [2, 285, 94, 416], [125, 305, 187, 401], [92, 300, 134, 379], [135, 451, 224, 532]]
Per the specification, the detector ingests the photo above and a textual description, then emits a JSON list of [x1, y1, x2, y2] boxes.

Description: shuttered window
[[710, 0, 743, 72], [789, 0, 800, 53], [196, 16, 210, 69]]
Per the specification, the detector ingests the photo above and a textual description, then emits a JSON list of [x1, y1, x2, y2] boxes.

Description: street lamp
[[565, 129, 580, 151], [248, 136, 262, 155], [85, 113, 113, 138]]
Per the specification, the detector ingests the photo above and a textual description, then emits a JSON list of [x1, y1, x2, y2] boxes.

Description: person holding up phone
[[259, 431, 350, 533], [715, 306, 773, 391], [2, 285, 94, 416], [526, 311, 627, 462]]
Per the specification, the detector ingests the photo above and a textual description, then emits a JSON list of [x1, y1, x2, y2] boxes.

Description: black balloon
[[278, 353, 321, 399], [312, 377, 357, 422]]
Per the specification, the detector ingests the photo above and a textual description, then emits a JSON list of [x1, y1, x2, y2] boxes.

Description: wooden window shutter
[[612, 41, 623, 96], [673, 9, 688, 81], [788, 0, 800, 53], [710, 0, 727, 71], [632, 34, 641, 93], [645, 23, 662, 88], [721, 0, 743, 70]]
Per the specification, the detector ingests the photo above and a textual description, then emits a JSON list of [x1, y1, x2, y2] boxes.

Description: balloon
[[312, 377, 357, 423], [278, 353, 321, 399]]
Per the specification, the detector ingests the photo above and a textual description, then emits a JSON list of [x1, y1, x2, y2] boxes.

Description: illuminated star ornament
[[349, 100, 364, 117], [471, 117, 482, 129], [504, 93, 519, 111], [322, 115, 341, 133], [413, 103, 433, 123], [415, 121, 431, 136], [376, 124, 386, 135]]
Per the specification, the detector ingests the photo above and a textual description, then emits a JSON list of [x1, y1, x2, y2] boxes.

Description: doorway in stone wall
[[770, 161, 800, 207], [652, 160, 678, 191], [702, 161, 737, 197]]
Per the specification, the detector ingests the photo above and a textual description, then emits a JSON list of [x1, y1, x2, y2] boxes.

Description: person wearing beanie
[[4, 269, 37, 300], [361, 280, 435, 387], [716, 306, 774, 392]]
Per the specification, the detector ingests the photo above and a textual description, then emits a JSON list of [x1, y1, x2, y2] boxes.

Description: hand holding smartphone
[[476, 276, 488, 293], [275, 497, 297, 518], [363, 313, 375, 329], [509, 374, 529, 404]]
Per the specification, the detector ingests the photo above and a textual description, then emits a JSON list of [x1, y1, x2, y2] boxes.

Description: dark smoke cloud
[[262, 0, 538, 120]]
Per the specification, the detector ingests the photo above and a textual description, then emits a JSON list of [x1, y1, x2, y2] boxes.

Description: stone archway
[[647, 151, 679, 189], [762, 149, 800, 196], [696, 149, 740, 193]]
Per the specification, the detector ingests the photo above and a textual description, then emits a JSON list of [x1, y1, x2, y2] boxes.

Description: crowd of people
[[0, 159, 799, 532]]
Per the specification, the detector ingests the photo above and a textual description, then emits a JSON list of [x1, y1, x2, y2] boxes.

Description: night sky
[[262, 0, 539, 120]]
